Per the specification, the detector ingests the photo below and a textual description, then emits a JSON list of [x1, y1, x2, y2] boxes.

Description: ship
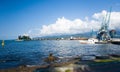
[[96, 8, 120, 45], [110, 38, 120, 45], [79, 8, 120, 44]]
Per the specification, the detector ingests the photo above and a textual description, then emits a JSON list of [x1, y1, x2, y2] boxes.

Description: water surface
[[0, 40, 120, 69]]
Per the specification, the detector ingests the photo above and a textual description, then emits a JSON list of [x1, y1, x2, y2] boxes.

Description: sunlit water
[[0, 40, 120, 69]]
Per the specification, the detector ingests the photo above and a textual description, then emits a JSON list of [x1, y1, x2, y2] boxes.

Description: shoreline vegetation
[[1, 54, 120, 72]]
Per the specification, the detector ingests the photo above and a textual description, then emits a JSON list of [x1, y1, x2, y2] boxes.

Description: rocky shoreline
[[1, 55, 120, 72]]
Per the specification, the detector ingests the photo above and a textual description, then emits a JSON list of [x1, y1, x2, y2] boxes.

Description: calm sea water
[[0, 40, 120, 69]]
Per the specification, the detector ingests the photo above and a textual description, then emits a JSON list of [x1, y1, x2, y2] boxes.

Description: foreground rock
[[1, 56, 120, 72]]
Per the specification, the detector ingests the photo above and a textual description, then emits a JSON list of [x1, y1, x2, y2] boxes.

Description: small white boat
[[79, 38, 98, 44]]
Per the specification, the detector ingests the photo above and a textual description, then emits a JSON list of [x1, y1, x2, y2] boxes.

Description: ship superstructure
[[97, 8, 112, 41]]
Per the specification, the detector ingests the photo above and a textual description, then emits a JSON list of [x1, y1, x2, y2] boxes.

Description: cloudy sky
[[0, 0, 120, 39]]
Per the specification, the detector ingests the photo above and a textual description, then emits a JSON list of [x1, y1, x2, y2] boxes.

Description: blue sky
[[0, 0, 120, 39]]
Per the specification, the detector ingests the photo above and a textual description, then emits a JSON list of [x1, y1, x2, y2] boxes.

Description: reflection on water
[[0, 40, 120, 69]]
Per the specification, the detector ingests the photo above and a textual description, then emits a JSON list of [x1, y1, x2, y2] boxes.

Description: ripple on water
[[0, 40, 120, 69]]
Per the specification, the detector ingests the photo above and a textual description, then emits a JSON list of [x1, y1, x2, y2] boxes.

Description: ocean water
[[0, 40, 120, 69]]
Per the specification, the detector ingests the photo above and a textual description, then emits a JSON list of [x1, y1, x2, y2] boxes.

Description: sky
[[0, 0, 120, 39]]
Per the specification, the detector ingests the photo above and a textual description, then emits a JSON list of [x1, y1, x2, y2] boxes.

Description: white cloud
[[38, 16, 101, 36], [28, 10, 120, 37], [93, 10, 120, 29], [92, 10, 107, 21], [110, 12, 120, 29]]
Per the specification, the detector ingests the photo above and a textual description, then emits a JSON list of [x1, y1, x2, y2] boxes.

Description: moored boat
[[79, 38, 98, 44], [111, 38, 120, 45]]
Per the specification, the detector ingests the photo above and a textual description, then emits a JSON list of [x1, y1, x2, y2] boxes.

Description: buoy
[[2, 40, 4, 47]]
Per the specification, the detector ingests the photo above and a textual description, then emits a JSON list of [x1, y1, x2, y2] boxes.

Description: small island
[[16, 35, 31, 41]]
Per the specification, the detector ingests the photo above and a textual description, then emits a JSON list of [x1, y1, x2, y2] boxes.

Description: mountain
[[33, 31, 98, 40], [32, 29, 120, 40]]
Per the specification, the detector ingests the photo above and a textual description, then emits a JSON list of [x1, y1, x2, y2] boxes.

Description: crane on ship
[[97, 8, 112, 41]]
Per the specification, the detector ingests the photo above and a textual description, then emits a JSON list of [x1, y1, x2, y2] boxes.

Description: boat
[[110, 38, 120, 45], [95, 41, 109, 44], [79, 38, 98, 44], [111, 41, 120, 45]]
